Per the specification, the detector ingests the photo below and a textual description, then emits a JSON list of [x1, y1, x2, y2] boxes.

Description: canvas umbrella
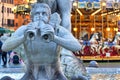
[[4, 28, 13, 33], [0, 27, 14, 33], [0, 27, 6, 33]]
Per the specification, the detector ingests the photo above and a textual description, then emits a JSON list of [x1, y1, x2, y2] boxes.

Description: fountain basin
[[0, 67, 120, 80]]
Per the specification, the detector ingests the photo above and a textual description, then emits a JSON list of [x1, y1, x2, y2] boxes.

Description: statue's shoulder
[[57, 25, 69, 33], [55, 25, 70, 36], [13, 25, 28, 36], [16, 25, 27, 31]]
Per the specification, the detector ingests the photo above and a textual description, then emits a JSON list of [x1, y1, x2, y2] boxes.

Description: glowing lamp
[[91, 27, 95, 31]]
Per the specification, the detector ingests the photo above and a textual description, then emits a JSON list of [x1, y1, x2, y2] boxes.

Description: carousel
[[73, 31, 120, 61], [72, 0, 120, 61]]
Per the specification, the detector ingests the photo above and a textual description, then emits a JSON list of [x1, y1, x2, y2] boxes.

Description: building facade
[[0, 0, 14, 30], [14, 0, 30, 30]]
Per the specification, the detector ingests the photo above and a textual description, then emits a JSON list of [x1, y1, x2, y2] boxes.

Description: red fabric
[[83, 46, 91, 56]]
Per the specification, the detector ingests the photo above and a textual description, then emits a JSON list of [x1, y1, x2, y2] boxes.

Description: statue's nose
[[39, 13, 43, 17]]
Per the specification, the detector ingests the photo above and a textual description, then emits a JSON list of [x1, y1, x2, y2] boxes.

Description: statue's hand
[[41, 24, 55, 42], [24, 29, 37, 40], [24, 21, 40, 40], [27, 21, 39, 30]]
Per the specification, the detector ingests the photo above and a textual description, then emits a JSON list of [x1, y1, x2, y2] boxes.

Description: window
[[16, 23, 18, 27], [10, 0, 13, 4], [7, 19, 14, 26], [7, 8, 9, 13]]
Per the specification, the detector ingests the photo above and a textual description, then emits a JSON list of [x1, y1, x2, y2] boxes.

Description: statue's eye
[[29, 32, 34, 38], [42, 12, 48, 16]]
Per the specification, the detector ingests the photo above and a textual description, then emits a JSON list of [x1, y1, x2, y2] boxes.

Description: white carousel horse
[[112, 32, 120, 55], [89, 33, 99, 55], [80, 33, 99, 56], [102, 33, 120, 56], [89, 33, 99, 44], [112, 32, 120, 46], [95, 33, 103, 55]]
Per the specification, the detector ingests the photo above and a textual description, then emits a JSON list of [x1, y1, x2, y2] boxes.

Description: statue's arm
[[56, 0, 71, 31], [2, 26, 27, 52], [53, 27, 82, 52]]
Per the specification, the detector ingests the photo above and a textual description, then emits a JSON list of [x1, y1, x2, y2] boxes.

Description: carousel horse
[[110, 33, 120, 55], [88, 33, 99, 56], [95, 32, 103, 55], [113, 32, 120, 54], [75, 33, 90, 56], [101, 38, 110, 57], [112, 32, 120, 46], [102, 33, 120, 56], [80, 33, 99, 56]]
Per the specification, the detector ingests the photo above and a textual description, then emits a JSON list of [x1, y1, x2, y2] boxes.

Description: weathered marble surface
[[37, 0, 72, 31], [61, 48, 87, 79]]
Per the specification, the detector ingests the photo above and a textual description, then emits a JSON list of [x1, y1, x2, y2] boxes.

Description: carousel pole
[[117, 20, 120, 34], [102, 10, 104, 43], [101, 1, 106, 43]]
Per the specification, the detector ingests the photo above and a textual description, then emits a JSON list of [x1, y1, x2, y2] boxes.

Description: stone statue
[[37, 0, 72, 31], [61, 49, 88, 80], [49, 12, 88, 80], [2, 3, 81, 80]]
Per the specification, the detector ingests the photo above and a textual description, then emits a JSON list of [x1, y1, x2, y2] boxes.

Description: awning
[[0, 27, 14, 33]]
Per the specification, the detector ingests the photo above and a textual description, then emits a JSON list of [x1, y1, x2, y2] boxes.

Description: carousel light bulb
[[91, 27, 95, 31], [115, 28, 118, 31], [25, 5, 29, 8], [73, 2, 77, 7], [106, 27, 110, 31], [73, 27, 77, 32], [102, 2, 106, 7]]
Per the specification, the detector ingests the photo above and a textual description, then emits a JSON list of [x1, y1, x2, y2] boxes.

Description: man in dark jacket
[[2, 51, 7, 67], [0, 40, 2, 65], [0, 33, 7, 67]]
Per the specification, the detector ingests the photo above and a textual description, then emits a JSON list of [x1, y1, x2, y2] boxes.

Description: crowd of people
[[0, 33, 24, 68]]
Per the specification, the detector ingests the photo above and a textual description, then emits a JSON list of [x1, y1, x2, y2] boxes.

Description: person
[[9, 52, 20, 64], [0, 33, 8, 67], [8, 51, 25, 68], [0, 39, 2, 65], [1, 51, 7, 67], [2, 3, 81, 80]]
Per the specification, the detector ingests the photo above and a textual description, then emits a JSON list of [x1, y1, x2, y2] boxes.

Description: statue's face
[[33, 8, 50, 23]]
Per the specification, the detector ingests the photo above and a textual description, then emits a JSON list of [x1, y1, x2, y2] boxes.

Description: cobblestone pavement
[[0, 56, 25, 79], [0, 65, 25, 80], [1, 67, 120, 80], [87, 67, 120, 80]]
